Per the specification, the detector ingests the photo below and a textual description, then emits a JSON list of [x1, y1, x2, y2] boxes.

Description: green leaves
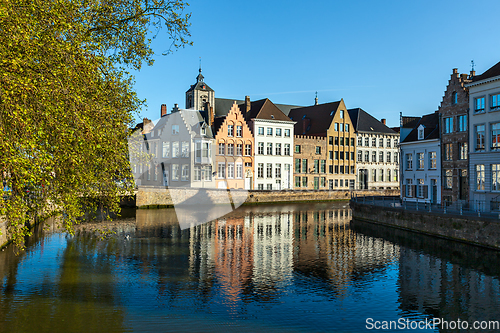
[[0, 0, 191, 249]]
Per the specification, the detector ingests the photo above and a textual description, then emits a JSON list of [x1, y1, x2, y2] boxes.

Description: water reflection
[[0, 204, 499, 332]]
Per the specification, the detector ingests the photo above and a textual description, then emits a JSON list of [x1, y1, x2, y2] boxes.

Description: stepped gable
[[288, 101, 341, 137]]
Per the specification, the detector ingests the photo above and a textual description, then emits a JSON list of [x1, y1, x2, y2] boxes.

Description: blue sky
[[131, 0, 500, 128]]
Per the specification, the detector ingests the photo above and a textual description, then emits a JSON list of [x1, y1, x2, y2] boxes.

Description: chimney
[[205, 101, 213, 126], [470, 70, 475, 79], [161, 104, 167, 117], [452, 68, 458, 74], [461, 73, 468, 81], [381, 118, 386, 125], [245, 96, 251, 119], [171, 103, 179, 113]]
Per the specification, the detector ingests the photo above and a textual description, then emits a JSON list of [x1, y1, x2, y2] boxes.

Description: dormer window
[[201, 127, 206, 135], [452, 91, 457, 105], [418, 125, 425, 140]]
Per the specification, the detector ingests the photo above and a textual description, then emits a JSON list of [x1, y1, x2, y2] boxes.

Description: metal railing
[[351, 195, 500, 220]]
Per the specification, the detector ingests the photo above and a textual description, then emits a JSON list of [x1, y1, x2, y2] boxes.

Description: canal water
[[1, 202, 500, 332]]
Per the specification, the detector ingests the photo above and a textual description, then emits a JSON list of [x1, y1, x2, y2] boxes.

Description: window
[[372, 138, 376, 147], [475, 125, 485, 151], [444, 170, 452, 189], [445, 143, 453, 161], [405, 153, 412, 170], [452, 91, 457, 105], [258, 142, 264, 155], [444, 117, 453, 134], [284, 144, 290, 155], [295, 145, 301, 153], [475, 97, 485, 112], [358, 151, 362, 162], [162, 142, 170, 158], [335, 151, 339, 160], [334, 123, 339, 131], [458, 115, 467, 132], [364, 151, 369, 162], [476, 164, 485, 190], [171, 164, 179, 181], [276, 128, 282, 136], [295, 176, 301, 188], [334, 165, 339, 174], [302, 177, 308, 187], [321, 177, 326, 187], [314, 160, 319, 173], [194, 166, 201, 181], [172, 142, 179, 158], [340, 152, 344, 160], [387, 152, 391, 163], [329, 151, 333, 160], [258, 184, 264, 190], [492, 122, 500, 150], [372, 151, 376, 162], [372, 169, 376, 182], [379, 169, 384, 182], [386, 138, 391, 148], [335, 137, 339, 145], [418, 128, 424, 140], [379, 151, 384, 163], [218, 143, 225, 155], [406, 179, 413, 197], [364, 138, 369, 146], [295, 159, 301, 173], [335, 179, 338, 187], [236, 125, 242, 137], [394, 152, 398, 163], [228, 125, 234, 137], [267, 143, 273, 155], [315, 146, 321, 154], [267, 184, 272, 190], [275, 164, 281, 178], [339, 124, 343, 132], [257, 163, 264, 178], [379, 138, 384, 147], [218, 162, 226, 179], [345, 124, 349, 132], [387, 169, 391, 182], [340, 110, 344, 118], [358, 137, 362, 146], [227, 143, 234, 155], [275, 143, 282, 155], [340, 166, 344, 174], [236, 144, 243, 156], [245, 144, 252, 156], [284, 129, 290, 137], [351, 166, 354, 174], [320, 160, 326, 173], [236, 163, 243, 178], [492, 94, 500, 110], [179, 164, 188, 181], [429, 151, 436, 169], [172, 125, 179, 135], [493, 164, 500, 191], [302, 159, 308, 173], [351, 152, 354, 160], [417, 179, 424, 198], [258, 127, 264, 135], [267, 127, 273, 136], [340, 137, 344, 146], [459, 143, 468, 160], [205, 165, 212, 181], [329, 136, 333, 145]]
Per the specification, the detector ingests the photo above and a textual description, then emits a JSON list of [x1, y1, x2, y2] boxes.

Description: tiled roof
[[288, 101, 341, 136], [347, 108, 396, 134], [401, 112, 439, 143], [216, 98, 302, 117], [472, 61, 500, 82], [238, 99, 292, 122], [212, 115, 226, 136]]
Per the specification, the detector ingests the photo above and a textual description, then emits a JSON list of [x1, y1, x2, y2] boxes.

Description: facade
[[242, 98, 295, 190], [439, 68, 471, 204], [399, 112, 441, 204], [289, 100, 356, 190], [466, 61, 500, 212], [348, 108, 399, 190], [293, 135, 328, 189], [213, 102, 254, 189]]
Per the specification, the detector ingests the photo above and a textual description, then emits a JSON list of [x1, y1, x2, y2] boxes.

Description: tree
[[0, 0, 192, 248]]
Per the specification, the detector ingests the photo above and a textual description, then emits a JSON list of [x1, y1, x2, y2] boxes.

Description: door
[[245, 177, 252, 190], [163, 168, 169, 187], [431, 179, 437, 204], [459, 170, 467, 200], [359, 169, 368, 189]]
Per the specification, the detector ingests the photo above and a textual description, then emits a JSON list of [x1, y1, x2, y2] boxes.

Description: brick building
[[293, 135, 328, 189], [439, 68, 472, 204]]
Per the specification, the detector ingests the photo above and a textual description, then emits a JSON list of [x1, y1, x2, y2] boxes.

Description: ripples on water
[[1, 202, 500, 332]]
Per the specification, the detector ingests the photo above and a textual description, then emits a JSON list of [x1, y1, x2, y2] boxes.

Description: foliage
[[0, 0, 191, 248]]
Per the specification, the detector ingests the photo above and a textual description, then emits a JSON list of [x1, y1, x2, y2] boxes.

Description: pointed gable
[[288, 101, 342, 136], [239, 99, 292, 122], [215, 102, 253, 141]]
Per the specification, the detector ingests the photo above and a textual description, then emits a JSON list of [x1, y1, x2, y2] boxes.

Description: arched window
[[452, 91, 457, 105]]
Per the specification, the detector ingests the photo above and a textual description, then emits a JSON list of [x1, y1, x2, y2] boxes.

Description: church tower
[[185, 66, 215, 111]]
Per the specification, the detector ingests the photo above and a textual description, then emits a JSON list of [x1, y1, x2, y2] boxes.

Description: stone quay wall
[[135, 186, 399, 208], [351, 201, 500, 250]]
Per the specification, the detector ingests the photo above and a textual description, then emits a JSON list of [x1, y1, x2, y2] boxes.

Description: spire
[[197, 57, 204, 82], [314, 91, 318, 105]]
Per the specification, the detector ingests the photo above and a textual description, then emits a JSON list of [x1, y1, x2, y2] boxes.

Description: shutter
[[423, 185, 428, 199], [402, 185, 406, 197]]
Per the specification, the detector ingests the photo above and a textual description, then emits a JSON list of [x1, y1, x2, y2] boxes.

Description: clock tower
[[185, 67, 215, 112]]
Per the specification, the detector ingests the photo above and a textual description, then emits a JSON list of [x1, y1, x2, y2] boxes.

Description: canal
[[1, 202, 500, 332]]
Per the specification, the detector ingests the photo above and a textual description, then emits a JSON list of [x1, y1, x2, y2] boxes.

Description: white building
[[466, 61, 500, 212], [242, 98, 295, 190], [348, 108, 400, 190], [399, 112, 441, 204]]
